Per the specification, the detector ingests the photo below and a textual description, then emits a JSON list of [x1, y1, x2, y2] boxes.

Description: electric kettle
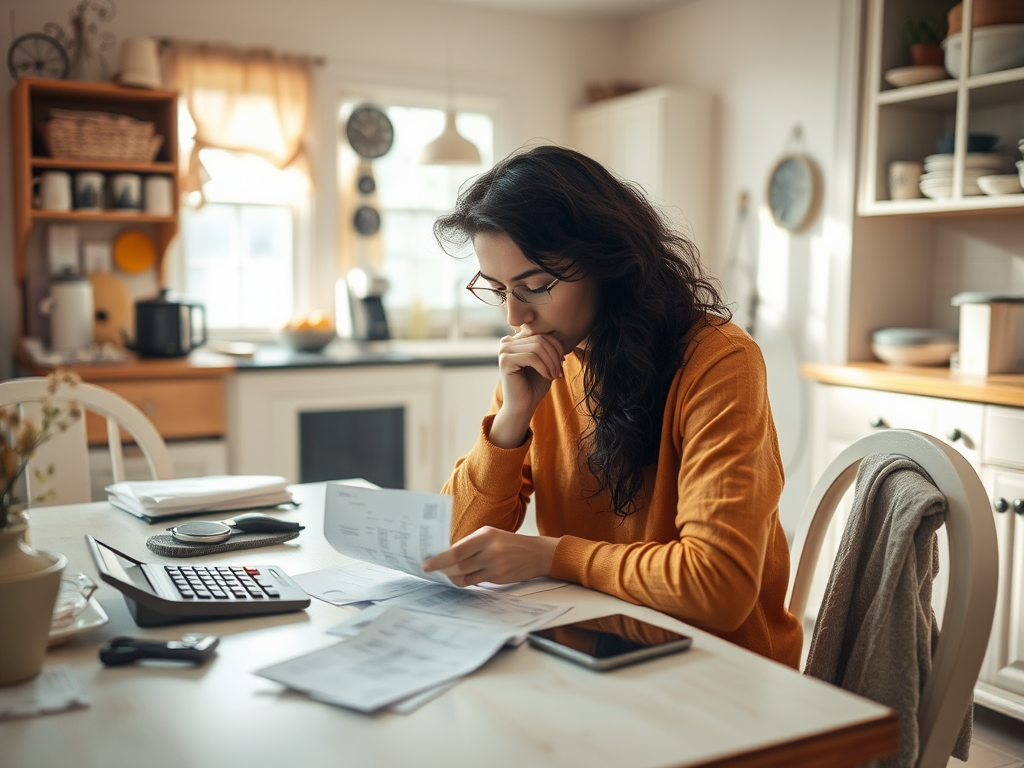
[[42, 271, 94, 353], [125, 289, 207, 357]]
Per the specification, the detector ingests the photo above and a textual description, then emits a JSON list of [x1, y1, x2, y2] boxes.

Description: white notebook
[[106, 475, 295, 521]]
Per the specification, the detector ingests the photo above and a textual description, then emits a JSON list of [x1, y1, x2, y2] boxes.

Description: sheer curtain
[[162, 41, 313, 202]]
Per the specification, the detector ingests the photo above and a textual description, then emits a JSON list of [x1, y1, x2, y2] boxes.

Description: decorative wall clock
[[345, 104, 394, 160], [766, 126, 822, 233]]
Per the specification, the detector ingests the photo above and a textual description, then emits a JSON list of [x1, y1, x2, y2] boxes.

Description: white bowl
[[871, 340, 958, 366], [279, 328, 337, 352], [1019, 160, 1024, 186], [978, 174, 1024, 195], [943, 24, 1024, 76]]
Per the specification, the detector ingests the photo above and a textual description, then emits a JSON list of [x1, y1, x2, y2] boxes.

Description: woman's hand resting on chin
[[422, 527, 560, 587], [489, 329, 566, 449]]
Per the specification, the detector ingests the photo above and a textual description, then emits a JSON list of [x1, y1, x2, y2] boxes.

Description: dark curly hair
[[434, 145, 730, 517]]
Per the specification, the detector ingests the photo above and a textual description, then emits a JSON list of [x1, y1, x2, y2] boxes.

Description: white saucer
[[48, 596, 109, 647], [921, 185, 983, 199], [884, 66, 947, 87], [924, 153, 1012, 172]]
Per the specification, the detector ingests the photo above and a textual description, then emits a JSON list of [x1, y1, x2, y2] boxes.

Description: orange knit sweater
[[443, 319, 803, 668]]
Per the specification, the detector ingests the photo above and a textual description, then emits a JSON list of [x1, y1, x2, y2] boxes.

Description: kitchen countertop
[[15, 337, 500, 379], [801, 362, 1024, 408], [233, 337, 500, 370]]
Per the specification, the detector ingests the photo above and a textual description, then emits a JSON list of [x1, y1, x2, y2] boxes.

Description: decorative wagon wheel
[[7, 33, 70, 79]]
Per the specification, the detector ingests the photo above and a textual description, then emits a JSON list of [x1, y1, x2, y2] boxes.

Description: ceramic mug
[[32, 171, 72, 211], [889, 161, 924, 200], [143, 175, 174, 215], [111, 173, 142, 211], [74, 171, 105, 211]]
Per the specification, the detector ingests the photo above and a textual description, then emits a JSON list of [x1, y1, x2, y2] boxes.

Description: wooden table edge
[[691, 709, 898, 768]]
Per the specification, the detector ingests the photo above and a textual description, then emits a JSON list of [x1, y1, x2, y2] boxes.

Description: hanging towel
[[804, 453, 972, 767]]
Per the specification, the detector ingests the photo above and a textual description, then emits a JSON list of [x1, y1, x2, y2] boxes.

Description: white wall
[[620, 0, 860, 535], [0, 0, 623, 379]]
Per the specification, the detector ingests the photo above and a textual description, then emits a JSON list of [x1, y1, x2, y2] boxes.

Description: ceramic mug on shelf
[[888, 161, 924, 200], [143, 175, 173, 215], [31, 171, 72, 211], [111, 173, 142, 211], [74, 171, 105, 211]]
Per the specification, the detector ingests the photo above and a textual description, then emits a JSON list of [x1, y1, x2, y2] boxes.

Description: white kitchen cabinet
[[436, 365, 499, 490], [227, 366, 438, 492], [978, 466, 1024, 707], [227, 363, 498, 494], [810, 382, 1024, 719], [569, 86, 713, 252], [806, 384, 975, 621]]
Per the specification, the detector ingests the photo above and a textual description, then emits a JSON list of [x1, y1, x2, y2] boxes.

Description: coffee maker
[[335, 267, 390, 341]]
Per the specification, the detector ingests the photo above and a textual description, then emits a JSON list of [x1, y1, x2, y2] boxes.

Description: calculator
[[86, 536, 311, 627]]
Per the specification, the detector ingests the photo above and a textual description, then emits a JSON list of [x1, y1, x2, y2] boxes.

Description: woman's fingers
[[499, 332, 564, 380]]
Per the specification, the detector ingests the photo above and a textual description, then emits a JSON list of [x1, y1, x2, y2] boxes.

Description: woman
[[421, 145, 802, 668]]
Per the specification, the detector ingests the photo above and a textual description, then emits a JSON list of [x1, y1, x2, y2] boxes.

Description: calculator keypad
[[164, 565, 281, 601]]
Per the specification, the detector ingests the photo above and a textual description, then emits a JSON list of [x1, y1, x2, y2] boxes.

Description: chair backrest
[[0, 377, 174, 506], [787, 429, 997, 768]]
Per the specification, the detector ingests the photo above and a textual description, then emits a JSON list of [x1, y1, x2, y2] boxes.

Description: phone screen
[[529, 614, 691, 662]]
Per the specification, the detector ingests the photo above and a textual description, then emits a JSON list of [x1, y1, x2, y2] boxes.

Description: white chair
[[0, 377, 174, 506], [787, 429, 998, 768]]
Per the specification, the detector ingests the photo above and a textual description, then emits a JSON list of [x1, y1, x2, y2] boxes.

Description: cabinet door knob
[[946, 428, 962, 442], [995, 497, 1009, 513], [1015, 499, 1024, 515], [869, 416, 888, 429]]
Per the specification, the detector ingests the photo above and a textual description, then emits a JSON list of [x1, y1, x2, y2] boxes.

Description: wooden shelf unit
[[9, 77, 180, 313], [859, 0, 1024, 216]]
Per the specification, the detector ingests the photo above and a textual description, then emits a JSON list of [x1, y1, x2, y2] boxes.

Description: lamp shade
[[419, 109, 481, 165]]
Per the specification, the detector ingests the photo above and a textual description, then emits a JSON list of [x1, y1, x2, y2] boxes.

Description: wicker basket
[[43, 109, 164, 162]]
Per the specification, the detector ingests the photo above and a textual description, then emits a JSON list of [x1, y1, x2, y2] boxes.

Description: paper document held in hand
[[323, 482, 454, 586]]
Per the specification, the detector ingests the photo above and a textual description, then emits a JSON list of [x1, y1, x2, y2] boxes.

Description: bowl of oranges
[[279, 311, 337, 352]]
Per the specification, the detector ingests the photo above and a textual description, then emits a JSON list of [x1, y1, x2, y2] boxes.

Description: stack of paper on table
[[106, 475, 294, 521], [259, 483, 569, 714]]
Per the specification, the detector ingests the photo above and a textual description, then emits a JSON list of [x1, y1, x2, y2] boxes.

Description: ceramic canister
[[143, 175, 174, 215], [74, 171, 104, 211], [32, 171, 72, 211], [111, 174, 142, 211]]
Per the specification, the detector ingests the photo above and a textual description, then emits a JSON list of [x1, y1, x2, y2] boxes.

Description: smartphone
[[527, 614, 693, 671]]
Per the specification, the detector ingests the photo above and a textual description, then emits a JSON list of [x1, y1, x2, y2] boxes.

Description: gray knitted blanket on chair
[[804, 453, 972, 767]]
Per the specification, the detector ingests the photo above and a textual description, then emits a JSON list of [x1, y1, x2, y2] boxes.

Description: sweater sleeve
[[441, 385, 536, 543], [549, 335, 784, 633]]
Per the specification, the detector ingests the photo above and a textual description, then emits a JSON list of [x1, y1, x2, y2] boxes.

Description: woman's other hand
[[422, 526, 559, 587], [490, 330, 565, 448]]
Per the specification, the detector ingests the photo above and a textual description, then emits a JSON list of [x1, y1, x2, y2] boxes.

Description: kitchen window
[[340, 102, 501, 336], [178, 103, 310, 335]]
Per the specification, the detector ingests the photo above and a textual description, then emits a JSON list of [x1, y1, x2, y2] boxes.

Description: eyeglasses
[[466, 271, 561, 306]]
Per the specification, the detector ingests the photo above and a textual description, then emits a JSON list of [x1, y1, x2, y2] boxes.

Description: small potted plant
[[904, 19, 945, 67], [0, 370, 81, 686]]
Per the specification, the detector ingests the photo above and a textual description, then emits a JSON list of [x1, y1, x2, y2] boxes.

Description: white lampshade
[[420, 109, 481, 165]]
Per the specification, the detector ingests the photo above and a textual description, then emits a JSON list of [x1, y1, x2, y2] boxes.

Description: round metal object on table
[[167, 521, 233, 544]]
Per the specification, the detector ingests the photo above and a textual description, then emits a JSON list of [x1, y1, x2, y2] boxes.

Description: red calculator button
[[244, 567, 260, 575]]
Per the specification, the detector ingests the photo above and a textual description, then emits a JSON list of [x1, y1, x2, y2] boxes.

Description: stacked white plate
[[920, 153, 1012, 198]]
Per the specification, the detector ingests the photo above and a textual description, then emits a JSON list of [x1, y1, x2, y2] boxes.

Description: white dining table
[[1, 483, 897, 768]]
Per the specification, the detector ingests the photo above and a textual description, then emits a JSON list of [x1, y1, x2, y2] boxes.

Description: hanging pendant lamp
[[420, 108, 481, 165]]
